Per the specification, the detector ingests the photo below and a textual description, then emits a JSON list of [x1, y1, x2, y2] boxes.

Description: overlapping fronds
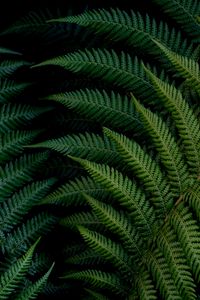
[[152, 0, 200, 38], [49, 8, 194, 56]]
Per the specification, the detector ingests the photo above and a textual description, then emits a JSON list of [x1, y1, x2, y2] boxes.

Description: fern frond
[[78, 226, 133, 281], [170, 203, 200, 282], [29, 132, 120, 165], [132, 95, 189, 196], [104, 127, 173, 219], [0, 152, 49, 202], [146, 248, 182, 300], [33, 49, 154, 99], [0, 60, 30, 78], [14, 262, 55, 300], [44, 89, 142, 131], [135, 268, 157, 300], [0, 239, 40, 300], [157, 224, 197, 299], [69, 156, 156, 239], [42, 176, 107, 206], [83, 193, 144, 261], [2, 213, 58, 256], [144, 65, 200, 175], [0, 47, 21, 56], [63, 269, 125, 295], [84, 288, 109, 300], [0, 103, 52, 133], [183, 182, 200, 220], [154, 41, 200, 96], [50, 8, 194, 56], [0, 178, 56, 232], [60, 211, 101, 230], [152, 0, 200, 38], [0, 80, 30, 104], [0, 130, 41, 164]]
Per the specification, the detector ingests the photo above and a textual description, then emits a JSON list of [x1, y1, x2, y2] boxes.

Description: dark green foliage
[[0, 1, 200, 299]]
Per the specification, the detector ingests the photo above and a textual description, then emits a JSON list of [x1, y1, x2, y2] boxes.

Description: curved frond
[[33, 49, 154, 99], [44, 89, 142, 132], [0, 178, 56, 232], [132, 95, 189, 195], [63, 269, 125, 295], [29, 132, 120, 165], [69, 156, 157, 239], [41, 176, 107, 206], [0, 152, 49, 202], [0, 239, 40, 300], [170, 203, 200, 282], [144, 65, 200, 175], [104, 127, 173, 219], [14, 262, 55, 300], [152, 0, 200, 38], [50, 8, 194, 56]]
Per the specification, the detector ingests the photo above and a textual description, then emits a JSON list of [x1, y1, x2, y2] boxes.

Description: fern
[[33, 49, 154, 99], [0, 239, 40, 300], [132, 95, 190, 195], [69, 156, 157, 238], [49, 8, 194, 56], [0, 130, 41, 164], [144, 65, 200, 175], [152, 0, 200, 38], [104, 127, 173, 219], [14, 262, 55, 300], [63, 269, 126, 295], [170, 203, 200, 282], [0, 152, 49, 202], [0, 179, 56, 232], [43, 89, 142, 131]]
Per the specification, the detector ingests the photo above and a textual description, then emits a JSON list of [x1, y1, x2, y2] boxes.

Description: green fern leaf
[[0, 178, 56, 232], [0, 103, 52, 134], [44, 89, 142, 131], [69, 156, 156, 239], [152, 0, 200, 38], [132, 95, 189, 195], [104, 127, 173, 219], [135, 267, 157, 300], [0, 47, 21, 56], [14, 262, 55, 300], [50, 8, 194, 56], [0, 79, 30, 104], [170, 203, 200, 283], [183, 182, 200, 220], [144, 65, 200, 175], [29, 132, 120, 165], [63, 269, 126, 295], [2, 213, 58, 256], [60, 211, 101, 230], [0, 60, 30, 78], [157, 224, 197, 300], [0, 130, 41, 164], [78, 226, 133, 281], [84, 288, 109, 300], [0, 238, 40, 300], [41, 176, 108, 206], [83, 193, 144, 261], [146, 248, 182, 300], [154, 41, 200, 96], [33, 49, 154, 99], [0, 152, 49, 202]]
